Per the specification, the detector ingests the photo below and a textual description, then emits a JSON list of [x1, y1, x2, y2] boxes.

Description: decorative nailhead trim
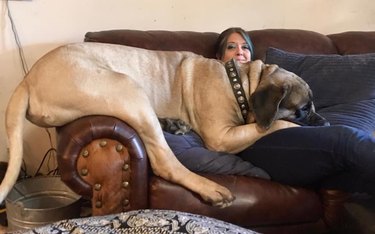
[[81, 168, 88, 176], [122, 181, 129, 188], [95, 200, 102, 208], [99, 140, 107, 147], [81, 149, 89, 157], [122, 163, 129, 171], [116, 144, 124, 152], [94, 183, 102, 191], [123, 199, 129, 206], [225, 59, 250, 122]]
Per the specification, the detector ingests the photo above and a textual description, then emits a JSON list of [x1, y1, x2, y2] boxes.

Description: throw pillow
[[265, 47, 375, 133]]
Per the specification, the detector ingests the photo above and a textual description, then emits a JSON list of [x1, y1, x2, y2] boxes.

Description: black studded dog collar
[[225, 59, 250, 123]]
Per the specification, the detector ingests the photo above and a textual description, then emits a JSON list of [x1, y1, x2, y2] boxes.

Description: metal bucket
[[6, 176, 81, 231]]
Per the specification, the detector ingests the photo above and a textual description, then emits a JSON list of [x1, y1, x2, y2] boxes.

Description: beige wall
[[0, 0, 374, 174]]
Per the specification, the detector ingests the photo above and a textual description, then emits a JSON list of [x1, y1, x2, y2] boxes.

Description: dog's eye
[[295, 109, 302, 118], [301, 105, 309, 111], [295, 104, 310, 118], [301, 102, 312, 111], [307, 103, 312, 110]]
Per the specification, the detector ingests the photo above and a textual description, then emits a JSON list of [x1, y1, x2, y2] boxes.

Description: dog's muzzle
[[284, 102, 330, 127]]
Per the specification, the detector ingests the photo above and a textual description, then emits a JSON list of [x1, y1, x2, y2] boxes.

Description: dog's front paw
[[200, 183, 235, 208]]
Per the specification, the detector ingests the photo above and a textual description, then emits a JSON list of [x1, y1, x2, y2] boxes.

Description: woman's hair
[[215, 27, 255, 60]]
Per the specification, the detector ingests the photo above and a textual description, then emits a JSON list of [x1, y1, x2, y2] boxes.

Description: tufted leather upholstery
[[56, 29, 375, 233]]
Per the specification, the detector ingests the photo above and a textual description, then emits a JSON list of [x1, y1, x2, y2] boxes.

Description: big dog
[[0, 42, 327, 207]]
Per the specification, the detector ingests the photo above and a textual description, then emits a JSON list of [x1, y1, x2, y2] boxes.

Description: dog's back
[[25, 43, 226, 125]]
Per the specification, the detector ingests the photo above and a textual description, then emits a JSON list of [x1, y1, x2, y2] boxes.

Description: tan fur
[[1, 42, 306, 207]]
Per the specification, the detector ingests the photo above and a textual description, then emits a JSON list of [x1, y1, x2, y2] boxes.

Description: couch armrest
[[56, 115, 149, 215]]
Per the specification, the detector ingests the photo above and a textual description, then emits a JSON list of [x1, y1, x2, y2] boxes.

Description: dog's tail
[[0, 82, 29, 203]]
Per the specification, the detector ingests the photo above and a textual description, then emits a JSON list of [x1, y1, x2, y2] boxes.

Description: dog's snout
[[283, 101, 330, 127], [309, 112, 330, 127]]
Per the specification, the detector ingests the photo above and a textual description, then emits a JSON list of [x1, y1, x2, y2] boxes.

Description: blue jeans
[[165, 125, 375, 195], [164, 131, 271, 179], [238, 125, 375, 194]]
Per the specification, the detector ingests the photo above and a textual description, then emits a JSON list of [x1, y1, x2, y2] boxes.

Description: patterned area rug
[[13, 209, 258, 234]]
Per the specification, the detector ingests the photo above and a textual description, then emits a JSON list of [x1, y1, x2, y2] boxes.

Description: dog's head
[[249, 64, 330, 129]]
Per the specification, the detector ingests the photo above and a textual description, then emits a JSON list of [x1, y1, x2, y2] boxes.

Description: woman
[[164, 27, 375, 195]]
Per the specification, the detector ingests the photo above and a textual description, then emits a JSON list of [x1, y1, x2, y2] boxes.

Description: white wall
[[0, 0, 374, 175]]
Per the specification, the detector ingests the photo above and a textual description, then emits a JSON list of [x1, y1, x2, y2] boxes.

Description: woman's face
[[221, 32, 251, 63]]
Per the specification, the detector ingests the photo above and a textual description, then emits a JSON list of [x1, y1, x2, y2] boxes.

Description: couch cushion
[[265, 47, 375, 133], [248, 29, 338, 60], [85, 30, 219, 58], [85, 29, 339, 61], [328, 31, 375, 55]]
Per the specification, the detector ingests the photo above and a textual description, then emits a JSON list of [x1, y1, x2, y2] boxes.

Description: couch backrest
[[84, 29, 375, 60]]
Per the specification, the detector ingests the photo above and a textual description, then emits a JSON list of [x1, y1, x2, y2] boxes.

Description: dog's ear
[[250, 83, 289, 129]]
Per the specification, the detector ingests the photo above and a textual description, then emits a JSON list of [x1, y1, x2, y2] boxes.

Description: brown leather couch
[[56, 29, 375, 233]]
